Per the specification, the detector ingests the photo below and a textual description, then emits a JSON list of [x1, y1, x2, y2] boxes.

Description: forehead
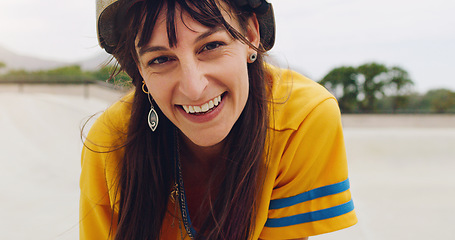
[[155, 8, 227, 37], [135, 1, 239, 48]]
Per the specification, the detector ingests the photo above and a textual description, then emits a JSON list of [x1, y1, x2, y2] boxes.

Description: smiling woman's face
[[135, 5, 259, 147]]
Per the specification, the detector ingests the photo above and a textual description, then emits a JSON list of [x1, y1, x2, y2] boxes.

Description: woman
[[80, 0, 357, 239]]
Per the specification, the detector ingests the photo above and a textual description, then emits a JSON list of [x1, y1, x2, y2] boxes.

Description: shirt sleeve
[[79, 111, 122, 240], [259, 98, 357, 239]]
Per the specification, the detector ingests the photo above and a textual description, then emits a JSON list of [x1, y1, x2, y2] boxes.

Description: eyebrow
[[194, 26, 224, 44], [138, 46, 168, 57], [138, 26, 225, 56]]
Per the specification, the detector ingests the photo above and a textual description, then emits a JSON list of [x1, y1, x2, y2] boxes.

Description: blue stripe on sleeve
[[265, 199, 355, 228], [269, 178, 350, 210]]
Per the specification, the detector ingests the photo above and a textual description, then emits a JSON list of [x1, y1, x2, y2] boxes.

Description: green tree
[[320, 62, 415, 113], [320, 66, 360, 113], [386, 66, 414, 112], [43, 65, 84, 76], [0, 62, 6, 74], [91, 65, 132, 88], [33, 65, 91, 82], [388, 67, 413, 94], [357, 63, 389, 112], [422, 89, 455, 113]]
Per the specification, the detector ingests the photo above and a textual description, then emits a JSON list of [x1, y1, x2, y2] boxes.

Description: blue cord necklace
[[174, 131, 197, 239]]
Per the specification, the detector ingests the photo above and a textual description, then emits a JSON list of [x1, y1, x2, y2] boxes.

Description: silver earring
[[249, 52, 257, 63], [147, 93, 159, 132]]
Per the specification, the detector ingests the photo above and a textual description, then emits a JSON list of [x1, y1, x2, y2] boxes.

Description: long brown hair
[[110, 0, 272, 239]]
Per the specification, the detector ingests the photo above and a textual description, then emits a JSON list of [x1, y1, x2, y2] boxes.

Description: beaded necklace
[[173, 130, 197, 239]]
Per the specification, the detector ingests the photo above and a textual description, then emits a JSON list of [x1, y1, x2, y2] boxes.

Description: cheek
[[149, 87, 177, 123], [234, 60, 250, 97], [143, 76, 174, 112], [240, 74, 250, 105], [224, 54, 249, 103], [149, 85, 171, 107]]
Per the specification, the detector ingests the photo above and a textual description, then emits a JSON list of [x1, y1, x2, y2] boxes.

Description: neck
[[179, 133, 225, 169]]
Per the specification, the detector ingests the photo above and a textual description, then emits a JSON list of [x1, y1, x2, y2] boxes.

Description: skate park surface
[[1, 85, 454, 240]]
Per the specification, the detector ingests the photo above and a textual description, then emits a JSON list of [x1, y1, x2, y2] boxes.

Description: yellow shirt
[[79, 66, 357, 239]]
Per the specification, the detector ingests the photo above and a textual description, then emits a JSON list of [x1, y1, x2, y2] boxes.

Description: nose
[[178, 59, 208, 101]]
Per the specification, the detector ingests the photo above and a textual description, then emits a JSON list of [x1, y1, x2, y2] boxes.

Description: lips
[[181, 94, 223, 114]]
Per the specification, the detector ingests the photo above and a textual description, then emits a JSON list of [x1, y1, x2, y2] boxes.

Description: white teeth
[[201, 103, 209, 112], [182, 94, 223, 114], [182, 105, 189, 113]]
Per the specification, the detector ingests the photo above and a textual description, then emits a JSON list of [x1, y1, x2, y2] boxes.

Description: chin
[[185, 131, 229, 148], [194, 136, 226, 147]]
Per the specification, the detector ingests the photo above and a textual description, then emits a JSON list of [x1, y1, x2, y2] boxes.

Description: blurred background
[[0, 0, 454, 239]]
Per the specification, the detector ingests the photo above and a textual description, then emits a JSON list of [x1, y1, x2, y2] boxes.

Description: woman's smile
[[181, 92, 223, 114], [176, 92, 226, 124]]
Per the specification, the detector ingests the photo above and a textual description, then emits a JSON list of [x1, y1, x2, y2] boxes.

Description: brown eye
[[201, 41, 224, 52], [149, 56, 172, 65]]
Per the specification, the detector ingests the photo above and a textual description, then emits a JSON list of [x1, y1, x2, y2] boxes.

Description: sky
[[1, 0, 454, 92]]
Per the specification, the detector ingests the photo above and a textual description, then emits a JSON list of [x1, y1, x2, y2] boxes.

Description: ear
[[246, 14, 261, 51]]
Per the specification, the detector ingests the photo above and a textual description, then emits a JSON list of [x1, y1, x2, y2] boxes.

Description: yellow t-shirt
[[79, 66, 357, 239]]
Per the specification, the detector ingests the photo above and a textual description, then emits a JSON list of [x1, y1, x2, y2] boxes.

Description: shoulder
[[266, 64, 337, 131], [256, 67, 356, 239], [98, 90, 134, 131], [85, 91, 134, 149], [80, 91, 134, 205]]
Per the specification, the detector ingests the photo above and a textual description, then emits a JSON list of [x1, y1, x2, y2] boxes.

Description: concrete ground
[[0, 91, 114, 240], [314, 127, 455, 240], [1, 89, 454, 239]]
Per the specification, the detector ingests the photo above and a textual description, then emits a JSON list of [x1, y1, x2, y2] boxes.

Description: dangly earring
[[142, 81, 159, 132], [249, 52, 257, 63]]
